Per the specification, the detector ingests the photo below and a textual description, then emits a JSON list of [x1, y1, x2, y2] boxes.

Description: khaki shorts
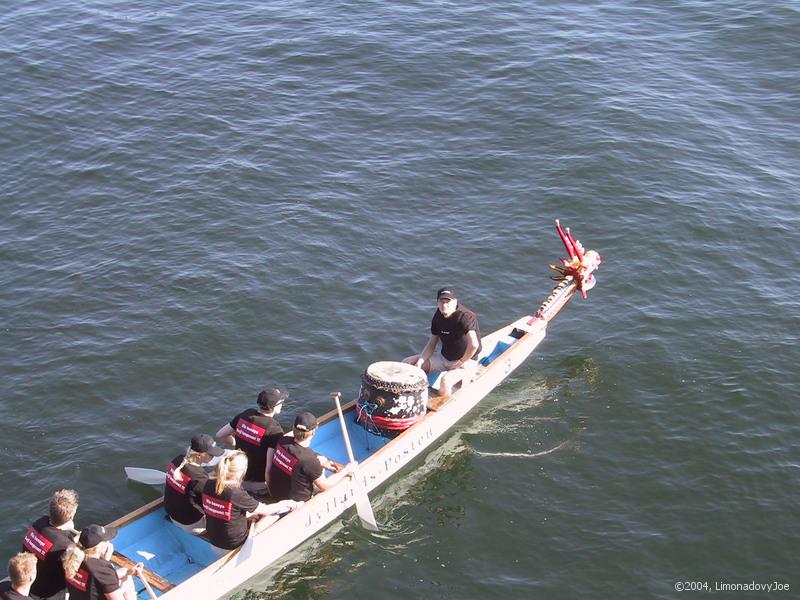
[[427, 352, 472, 372], [405, 352, 479, 378]]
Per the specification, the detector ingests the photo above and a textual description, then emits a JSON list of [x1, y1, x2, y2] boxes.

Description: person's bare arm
[[247, 499, 299, 518], [415, 334, 439, 367], [455, 330, 479, 366], [314, 462, 357, 492], [215, 423, 236, 447]]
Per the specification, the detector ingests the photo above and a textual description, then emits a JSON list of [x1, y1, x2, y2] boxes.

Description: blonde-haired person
[[1, 552, 37, 599], [164, 433, 225, 534], [201, 451, 299, 553], [21, 488, 79, 600], [62, 525, 142, 600]]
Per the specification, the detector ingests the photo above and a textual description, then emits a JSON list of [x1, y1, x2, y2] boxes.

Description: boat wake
[[241, 376, 591, 597], [235, 399, 586, 598], [472, 438, 576, 459]]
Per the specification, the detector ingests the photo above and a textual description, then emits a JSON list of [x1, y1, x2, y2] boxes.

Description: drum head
[[365, 361, 427, 388]]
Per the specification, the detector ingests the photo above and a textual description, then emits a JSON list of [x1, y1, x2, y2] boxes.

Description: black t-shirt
[[268, 436, 324, 502], [431, 306, 482, 361], [201, 481, 260, 550], [0, 580, 29, 600], [230, 409, 284, 482], [22, 515, 74, 599], [65, 557, 120, 600], [164, 455, 210, 525]]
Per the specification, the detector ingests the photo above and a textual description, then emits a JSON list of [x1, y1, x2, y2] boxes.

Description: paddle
[[330, 392, 379, 531], [236, 521, 257, 565], [137, 571, 157, 600], [125, 467, 167, 486], [125, 450, 234, 485], [236, 505, 290, 566]]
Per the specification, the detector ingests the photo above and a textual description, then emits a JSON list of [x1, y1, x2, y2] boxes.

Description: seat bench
[[112, 551, 175, 593]]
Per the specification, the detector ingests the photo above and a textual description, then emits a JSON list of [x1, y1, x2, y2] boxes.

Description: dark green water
[[1, 1, 798, 598]]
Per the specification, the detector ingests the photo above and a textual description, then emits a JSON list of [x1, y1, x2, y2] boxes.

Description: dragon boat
[[109, 221, 601, 599]]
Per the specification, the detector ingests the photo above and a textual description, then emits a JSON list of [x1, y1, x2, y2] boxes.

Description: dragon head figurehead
[[549, 220, 602, 299]]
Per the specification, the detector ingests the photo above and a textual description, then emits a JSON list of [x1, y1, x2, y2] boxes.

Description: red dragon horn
[[565, 227, 585, 262], [555, 219, 577, 260]]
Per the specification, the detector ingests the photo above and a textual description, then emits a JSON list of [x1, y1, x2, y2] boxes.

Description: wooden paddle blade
[[237, 535, 254, 564], [125, 467, 167, 486], [355, 491, 379, 531], [331, 392, 380, 532], [236, 522, 257, 566]]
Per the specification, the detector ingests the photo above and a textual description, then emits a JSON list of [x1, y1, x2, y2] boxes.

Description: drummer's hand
[[129, 562, 144, 578], [415, 357, 424, 368]]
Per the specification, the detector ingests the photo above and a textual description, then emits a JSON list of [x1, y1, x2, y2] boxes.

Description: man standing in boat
[[215, 388, 287, 497], [404, 287, 482, 396], [269, 412, 356, 502], [21, 488, 79, 600]]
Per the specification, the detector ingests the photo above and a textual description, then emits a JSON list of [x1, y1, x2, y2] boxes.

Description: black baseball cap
[[190, 433, 225, 457], [79, 524, 118, 548], [437, 287, 457, 300], [294, 412, 317, 432], [257, 388, 289, 409]]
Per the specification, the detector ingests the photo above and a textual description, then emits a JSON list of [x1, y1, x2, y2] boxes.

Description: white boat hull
[[154, 311, 553, 598]]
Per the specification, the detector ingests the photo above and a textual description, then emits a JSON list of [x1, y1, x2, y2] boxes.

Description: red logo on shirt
[[202, 494, 233, 522], [166, 463, 191, 494], [272, 445, 298, 476], [235, 418, 266, 445], [67, 567, 89, 592], [23, 527, 54, 560]]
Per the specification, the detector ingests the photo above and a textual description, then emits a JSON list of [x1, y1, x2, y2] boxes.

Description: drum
[[356, 361, 428, 437]]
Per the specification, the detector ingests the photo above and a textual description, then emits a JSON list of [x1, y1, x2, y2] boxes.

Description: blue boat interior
[[115, 415, 391, 598], [115, 510, 218, 597], [427, 329, 520, 389], [311, 410, 390, 465], [115, 330, 523, 597]]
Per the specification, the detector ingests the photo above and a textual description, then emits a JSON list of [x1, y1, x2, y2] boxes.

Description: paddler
[[268, 412, 356, 502], [200, 451, 299, 554], [61, 524, 142, 600], [21, 488, 79, 600], [215, 388, 287, 497], [403, 286, 482, 396], [1, 552, 37, 599], [164, 433, 225, 534]]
